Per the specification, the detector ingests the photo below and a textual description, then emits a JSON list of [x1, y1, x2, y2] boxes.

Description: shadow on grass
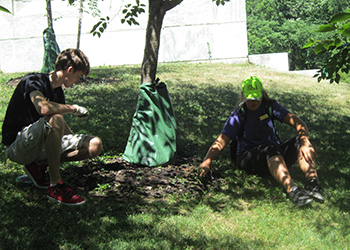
[[61, 75, 350, 214], [276, 92, 350, 212], [2, 67, 350, 248], [0, 168, 267, 250]]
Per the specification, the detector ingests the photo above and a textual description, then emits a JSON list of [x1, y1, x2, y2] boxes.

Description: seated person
[[198, 76, 324, 207]]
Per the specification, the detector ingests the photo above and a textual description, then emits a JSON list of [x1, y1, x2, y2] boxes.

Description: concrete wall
[[0, 0, 248, 73], [248, 52, 289, 72]]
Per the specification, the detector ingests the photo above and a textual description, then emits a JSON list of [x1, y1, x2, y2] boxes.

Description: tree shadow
[[1, 168, 268, 250], [63, 75, 350, 213], [3, 68, 349, 248]]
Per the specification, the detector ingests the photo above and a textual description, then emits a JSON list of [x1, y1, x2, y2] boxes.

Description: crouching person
[[2, 49, 102, 205]]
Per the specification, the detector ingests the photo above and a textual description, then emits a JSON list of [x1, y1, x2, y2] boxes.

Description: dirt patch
[[63, 156, 220, 202]]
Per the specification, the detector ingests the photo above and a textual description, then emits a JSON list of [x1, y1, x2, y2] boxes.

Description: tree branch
[[163, 0, 183, 12]]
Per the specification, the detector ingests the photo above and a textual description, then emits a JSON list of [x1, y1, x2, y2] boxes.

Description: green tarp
[[40, 27, 60, 73], [122, 81, 177, 167]]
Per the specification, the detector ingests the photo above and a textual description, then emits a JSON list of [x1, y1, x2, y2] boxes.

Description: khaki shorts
[[6, 117, 88, 165]]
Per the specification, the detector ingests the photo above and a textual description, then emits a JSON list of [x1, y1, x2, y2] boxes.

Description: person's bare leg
[[37, 115, 102, 184], [299, 155, 324, 202], [60, 136, 102, 162], [45, 114, 65, 184], [268, 155, 314, 206], [267, 155, 295, 193], [37, 135, 103, 165], [298, 157, 318, 181]]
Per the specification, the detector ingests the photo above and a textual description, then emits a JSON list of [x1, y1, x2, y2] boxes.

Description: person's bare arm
[[283, 113, 316, 163], [30, 90, 77, 116], [198, 133, 231, 177]]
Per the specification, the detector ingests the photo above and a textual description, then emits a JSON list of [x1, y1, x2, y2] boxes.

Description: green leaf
[[90, 21, 102, 33], [323, 40, 335, 50], [314, 44, 324, 54], [303, 38, 315, 49], [335, 73, 341, 83], [334, 38, 342, 47], [338, 23, 350, 37], [343, 27, 350, 36], [0, 6, 11, 13], [214, 0, 229, 6], [315, 24, 336, 33], [341, 22, 350, 30], [329, 12, 350, 24]]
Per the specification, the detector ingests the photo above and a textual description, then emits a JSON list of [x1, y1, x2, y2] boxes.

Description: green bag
[[40, 27, 60, 73], [122, 81, 177, 166]]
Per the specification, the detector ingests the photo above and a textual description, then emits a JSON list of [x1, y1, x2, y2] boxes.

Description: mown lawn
[[0, 63, 349, 250]]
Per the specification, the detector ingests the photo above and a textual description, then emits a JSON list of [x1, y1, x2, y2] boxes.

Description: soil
[[63, 156, 220, 201]]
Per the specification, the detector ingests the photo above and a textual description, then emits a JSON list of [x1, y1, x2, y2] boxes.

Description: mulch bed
[[63, 156, 221, 201]]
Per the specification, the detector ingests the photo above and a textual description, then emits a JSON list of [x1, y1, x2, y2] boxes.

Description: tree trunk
[[46, 0, 53, 29], [141, 0, 183, 84], [76, 0, 84, 49]]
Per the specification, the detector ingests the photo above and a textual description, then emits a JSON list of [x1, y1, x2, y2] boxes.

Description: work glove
[[72, 105, 89, 119]]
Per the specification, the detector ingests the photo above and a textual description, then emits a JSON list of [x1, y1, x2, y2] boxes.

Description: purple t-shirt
[[222, 101, 290, 156]]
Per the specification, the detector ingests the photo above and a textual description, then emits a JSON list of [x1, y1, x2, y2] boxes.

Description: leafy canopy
[[304, 10, 350, 83], [247, 0, 350, 71]]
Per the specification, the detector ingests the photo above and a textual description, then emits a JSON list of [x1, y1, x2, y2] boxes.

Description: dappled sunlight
[[1, 63, 350, 249], [58, 63, 350, 213]]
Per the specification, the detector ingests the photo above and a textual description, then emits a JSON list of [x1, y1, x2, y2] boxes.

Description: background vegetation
[[1, 63, 350, 249], [246, 0, 350, 70]]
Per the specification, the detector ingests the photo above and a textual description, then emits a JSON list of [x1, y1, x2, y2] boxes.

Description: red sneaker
[[23, 163, 49, 189], [47, 180, 85, 205]]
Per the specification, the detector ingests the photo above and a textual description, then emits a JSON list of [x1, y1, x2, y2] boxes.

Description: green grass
[[1, 63, 350, 249]]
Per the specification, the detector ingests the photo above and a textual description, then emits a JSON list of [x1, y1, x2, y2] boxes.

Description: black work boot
[[288, 186, 313, 207], [305, 179, 325, 203]]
